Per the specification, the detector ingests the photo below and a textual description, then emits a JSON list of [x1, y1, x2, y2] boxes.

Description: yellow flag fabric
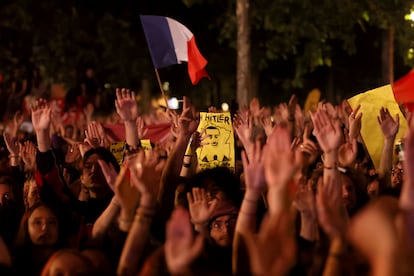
[[196, 112, 235, 171], [109, 142, 126, 166], [140, 139, 152, 155], [347, 84, 407, 169], [304, 88, 321, 113]]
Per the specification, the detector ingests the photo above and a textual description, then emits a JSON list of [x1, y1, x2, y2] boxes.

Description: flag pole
[[154, 68, 170, 111]]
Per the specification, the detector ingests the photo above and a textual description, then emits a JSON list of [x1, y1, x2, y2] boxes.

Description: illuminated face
[[81, 154, 111, 199], [209, 214, 237, 247], [340, 174, 357, 213], [391, 162, 404, 189], [206, 128, 220, 147], [28, 206, 58, 246]]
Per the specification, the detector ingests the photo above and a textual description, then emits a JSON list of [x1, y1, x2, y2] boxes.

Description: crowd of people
[[0, 69, 412, 276]]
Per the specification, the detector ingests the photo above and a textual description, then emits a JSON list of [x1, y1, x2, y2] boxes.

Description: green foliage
[[200, 0, 414, 89]]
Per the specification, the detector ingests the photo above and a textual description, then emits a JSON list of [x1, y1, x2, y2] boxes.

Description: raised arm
[[233, 140, 267, 274], [165, 208, 204, 276], [117, 150, 166, 276], [91, 160, 121, 240], [310, 105, 342, 195], [158, 97, 199, 229], [115, 88, 139, 148], [32, 98, 52, 152], [377, 107, 399, 181]]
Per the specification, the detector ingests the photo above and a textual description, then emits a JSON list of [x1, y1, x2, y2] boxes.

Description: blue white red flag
[[140, 15, 210, 85]]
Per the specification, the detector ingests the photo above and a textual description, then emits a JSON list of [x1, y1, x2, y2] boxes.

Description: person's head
[[64, 125, 74, 139], [206, 126, 220, 147], [41, 249, 92, 276], [178, 167, 243, 208], [339, 168, 368, 215], [206, 198, 239, 248], [85, 68, 95, 78], [391, 161, 404, 189], [340, 172, 357, 213], [0, 176, 15, 205], [309, 166, 367, 215], [15, 203, 62, 248], [366, 176, 380, 199], [81, 147, 120, 199]]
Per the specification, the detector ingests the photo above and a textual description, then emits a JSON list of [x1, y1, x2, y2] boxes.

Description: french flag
[[140, 15, 210, 85]]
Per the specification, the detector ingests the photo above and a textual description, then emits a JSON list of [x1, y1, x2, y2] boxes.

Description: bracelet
[[118, 217, 133, 232], [323, 163, 337, 170], [183, 163, 191, 168], [9, 155, 19, 158]]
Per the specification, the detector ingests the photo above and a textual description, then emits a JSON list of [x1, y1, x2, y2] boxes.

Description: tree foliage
[[185, 0, 414, 91]]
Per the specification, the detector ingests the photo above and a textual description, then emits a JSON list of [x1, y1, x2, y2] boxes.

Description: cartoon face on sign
[[206, 126, 220, 147]]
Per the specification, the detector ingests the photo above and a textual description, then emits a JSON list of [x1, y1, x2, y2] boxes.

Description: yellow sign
[[140, 139, 152, 155], [109, 142, 126, 166], [304, 88, 321, 113], [196, 112, 235, 171], [347, 84, 407, 169]]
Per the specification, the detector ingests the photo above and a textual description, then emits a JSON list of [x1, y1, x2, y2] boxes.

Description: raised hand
[[244, 211, 297, 276], [242, 140, 266, 193], [31, 98, 51, 132], [115, 88, 138, 123], [177, 97, 199, 138], [12, 111, 24, 137], [20, 140, 36, 171], [97, 160, 118, 192], [316, 176, 349, 239], [264, 126, 298, 215], [3, 132, 19, 157], [348, 104, 362, 140], [165, 207, 204, 275], [310, 107, 342, 154], [264, 126, 297, 189], [338, 131, 358, 167], [293, 180, 316, 218], [114, 165, 139, 228], [324, 102, 339, 121], [260, 116, 274, 139], [296, 124, 320, 169], [233, 109, 254, 155], [84, 121, 106, 148], [378, 107, 399, 140], [348, 197, 406, 275], [127, 150, 166, 200], [187, 187, 218, 227]]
